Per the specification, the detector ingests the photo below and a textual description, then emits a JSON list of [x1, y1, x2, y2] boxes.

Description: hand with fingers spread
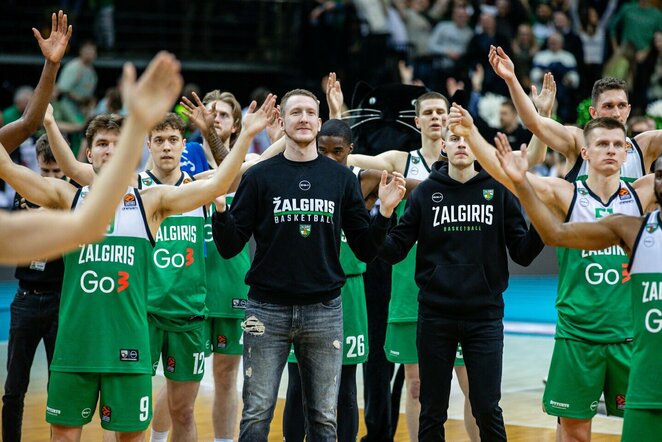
[[488, 45, 516, 83], [531, 72, 557, 117], [33, 10, 72, 64], [180, 91, 216, 135], [326, 72, 344, 120], [494, 132, 528, 184], [242, 94, 278, 137], [447, 103, 474, 138], [266, 105, 283, 143], [378, 171, 406, 218], [123, 52, 183, 130]]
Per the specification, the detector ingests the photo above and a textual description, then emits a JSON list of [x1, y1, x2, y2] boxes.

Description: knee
[[169, 402, 195, 425], [117, 431, 146, 442], [50, 425, 80, 442]]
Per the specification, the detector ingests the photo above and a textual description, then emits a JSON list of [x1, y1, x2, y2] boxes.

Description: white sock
[[150, 430, 169, 442]]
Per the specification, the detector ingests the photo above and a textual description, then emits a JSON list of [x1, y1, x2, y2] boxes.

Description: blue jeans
[[239, 297, 343, 442], [417, 312, 506, 442], [2, 287, 60, 442]]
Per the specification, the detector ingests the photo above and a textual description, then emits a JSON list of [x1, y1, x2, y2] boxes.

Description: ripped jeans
[[239, 297, 343, 442]]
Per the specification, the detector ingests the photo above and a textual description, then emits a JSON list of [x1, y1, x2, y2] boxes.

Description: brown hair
[[35, 134, 56, 163], [583, 117, 626, 143], [202, 90, 242, 147], [85, 113, 123, 148], [150, 112, 186, 139], [280, 89, 319, 114], [591, 77, 628, 107], [415, 91, 449, 116]]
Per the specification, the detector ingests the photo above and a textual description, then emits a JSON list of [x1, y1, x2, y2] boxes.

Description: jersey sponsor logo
[[410, 166, 420, 175], [78, 244, 135, 265], [101, 405, 112, 423], [618, 187, 632, 201], [81, 408, 92, 419], [153, 247, 195, 269], [142, 177, 153, 186], [166, 356, 176, 373], [217, 335, 228, 349], [432, 204, 494, 227], [155, 225, 197, 243], [482, 189, 494, 201], [590, 401, 598, 412], [123, 193, 137, 208], [549, 400, 570, 410], [615, 394, 626, 410], [120, 349, 139, 362], [579, 197, 589, 208], [625, 141, 633, 153], [644, 236, 655, 247], [300, 224, 311, 238], [642, 281, 662, 304], [232, 298, 247, 309], [299, 180, 311, 191], [595, 208, 613, 219], [46, 406, 61, 416], [183, 177, 192, 184], [272, 197, 335, 224], [80, 270, 130, 294], [583, 261, 629, 286], [431, 192, 443, 203]]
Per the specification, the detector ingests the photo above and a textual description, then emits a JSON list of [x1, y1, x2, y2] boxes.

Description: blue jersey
[[180, 142, 209, 175]]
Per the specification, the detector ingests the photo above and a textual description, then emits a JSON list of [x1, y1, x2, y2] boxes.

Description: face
[[589, 89, 631, 123], [499, 105, 517, 130], [208, 100, 238, 143], [80, 44, 97, 64], [443, 132, 475, 167], [148, 128, 185, 173], [416, 99, 448, 140], [480, 13, 496, 33], [318, 135, 352, 165], [547, 34, 563, 52], [281, 95, 322, 145], [581, 127, 627, 174], [86, 129, 120, 173], [452, 7, 469, 26], [37, 157, 63, 179]]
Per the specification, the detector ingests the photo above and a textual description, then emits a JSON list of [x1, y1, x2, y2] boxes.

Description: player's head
[[415, 91, 449, 141], [317, 119, 353, 165], [589, 77, 630, 124], [202, 90, 242, 148], [147, 113, 186, 173], [35, 134, 64, 179], [442, 127, 475, 168], [85, 113, 123, 173], [499, 100, 518, 132], [280, 89, 322, 146], [627, 115, 656, 138], [581, 117, 627, 175]]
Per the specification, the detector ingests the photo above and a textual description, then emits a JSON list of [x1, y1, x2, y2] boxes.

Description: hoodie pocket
[[423, 264, 492, 298]]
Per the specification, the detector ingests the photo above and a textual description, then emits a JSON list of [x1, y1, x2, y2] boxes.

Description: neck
[[585, 169, 621, 202], [448, 163, 478, 183], [420, 134, 444, 164], [150, 166, 182, 185], [283, 138, 318, 162]]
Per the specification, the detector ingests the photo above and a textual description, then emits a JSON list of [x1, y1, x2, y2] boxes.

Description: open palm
[[494, 133, 528, 183], [33, 10, 72, 64]]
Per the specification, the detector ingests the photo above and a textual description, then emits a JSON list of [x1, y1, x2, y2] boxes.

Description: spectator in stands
[[56, 40, 97, 123], [243, 87, 273, 155], [552, 11, 584, 80], [494, 0, 529, 42], [569, 0, 618, 98], [627, 115, 657, 138], [532, 1, 555, 45], [428, 4, 474, 90], [645, 32, 662, 104], [466, 8, 509, 95], [2, 87, 34, 128], [531, 32, 579, 122], [511, 23, 539, 92]]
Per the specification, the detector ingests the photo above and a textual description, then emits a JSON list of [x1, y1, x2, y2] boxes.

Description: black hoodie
[[380, 162, 543, 320]]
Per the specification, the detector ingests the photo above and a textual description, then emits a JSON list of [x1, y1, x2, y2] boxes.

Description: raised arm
[[179, 91, 229, 166], [348, 150, 403, 172], [635, 129, 662, 171], [0, 11, 72, 153], [494, 130, 640, 251], [154, 94, 277, 218], [43, 104, 95, 185], [488, 45, 578, 159], [632, 173, 657, 212], [326, 72, 345, 120]]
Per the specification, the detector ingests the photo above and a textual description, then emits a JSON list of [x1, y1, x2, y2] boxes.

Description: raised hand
[[531, 72, 556, 117], [180, 91, 216, 134], [447, 103, 473, 138], [326, 72, 344, 119], [33, 10, 72, 64], [242, 94, 277, 137], [44, 103, 55, 125], [378, 171, 406, 217], [266, 105, 283, 142], [123, 52, 183, 129], [488, 45, 516, 83], [494, 132, 528, 184]]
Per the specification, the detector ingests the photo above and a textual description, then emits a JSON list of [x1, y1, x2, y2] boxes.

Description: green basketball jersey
[[556, 180, 642, 343], [139, 171, 207, 330], [205, 194, 250, 318], [574, 137, 644, 182], [389, 150, 431, 323], [626, 210, 662, 409], [51, 187, 154, 374], [340, 167, 367, 277]]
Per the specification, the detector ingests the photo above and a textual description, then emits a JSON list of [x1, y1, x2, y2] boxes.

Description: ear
[[580, 145, 589, 160], [588, 106, 598, 119], [348, 143, 354, 154], [317, 118, 322, 130], [415, 115, 421, 129], [86, 147, 93, 163]]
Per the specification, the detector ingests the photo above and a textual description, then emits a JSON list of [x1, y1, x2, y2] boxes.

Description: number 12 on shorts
[[193, 352, 205, 375]]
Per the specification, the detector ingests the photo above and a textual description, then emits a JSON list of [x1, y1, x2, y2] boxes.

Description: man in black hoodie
[[379, 128, 544, 441]]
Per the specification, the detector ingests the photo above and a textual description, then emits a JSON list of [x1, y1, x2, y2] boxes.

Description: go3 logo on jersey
[[80, 270, 130, 293], [153, 247, 194, 269]]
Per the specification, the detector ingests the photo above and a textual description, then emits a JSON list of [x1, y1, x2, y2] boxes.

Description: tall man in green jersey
[[488, 45, 662, 181], [494, 141, 662, 442], [0, 75, 276, 442], [449, 105, 657, 442]]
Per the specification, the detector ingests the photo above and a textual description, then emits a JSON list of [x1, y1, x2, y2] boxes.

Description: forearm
[[203, 128, 229, 165], [505, 75, 540, 130], [511, 177, 563, 245], [211, 210, 249, 259], [467, 127, 515, 191], [509, 224, 545, 266], [346, 212, 392, 263], [525, 136, 547, 169], [0, 61, 60, 153], [44, 118, 94, 185], [0, 161, 61, 208]]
